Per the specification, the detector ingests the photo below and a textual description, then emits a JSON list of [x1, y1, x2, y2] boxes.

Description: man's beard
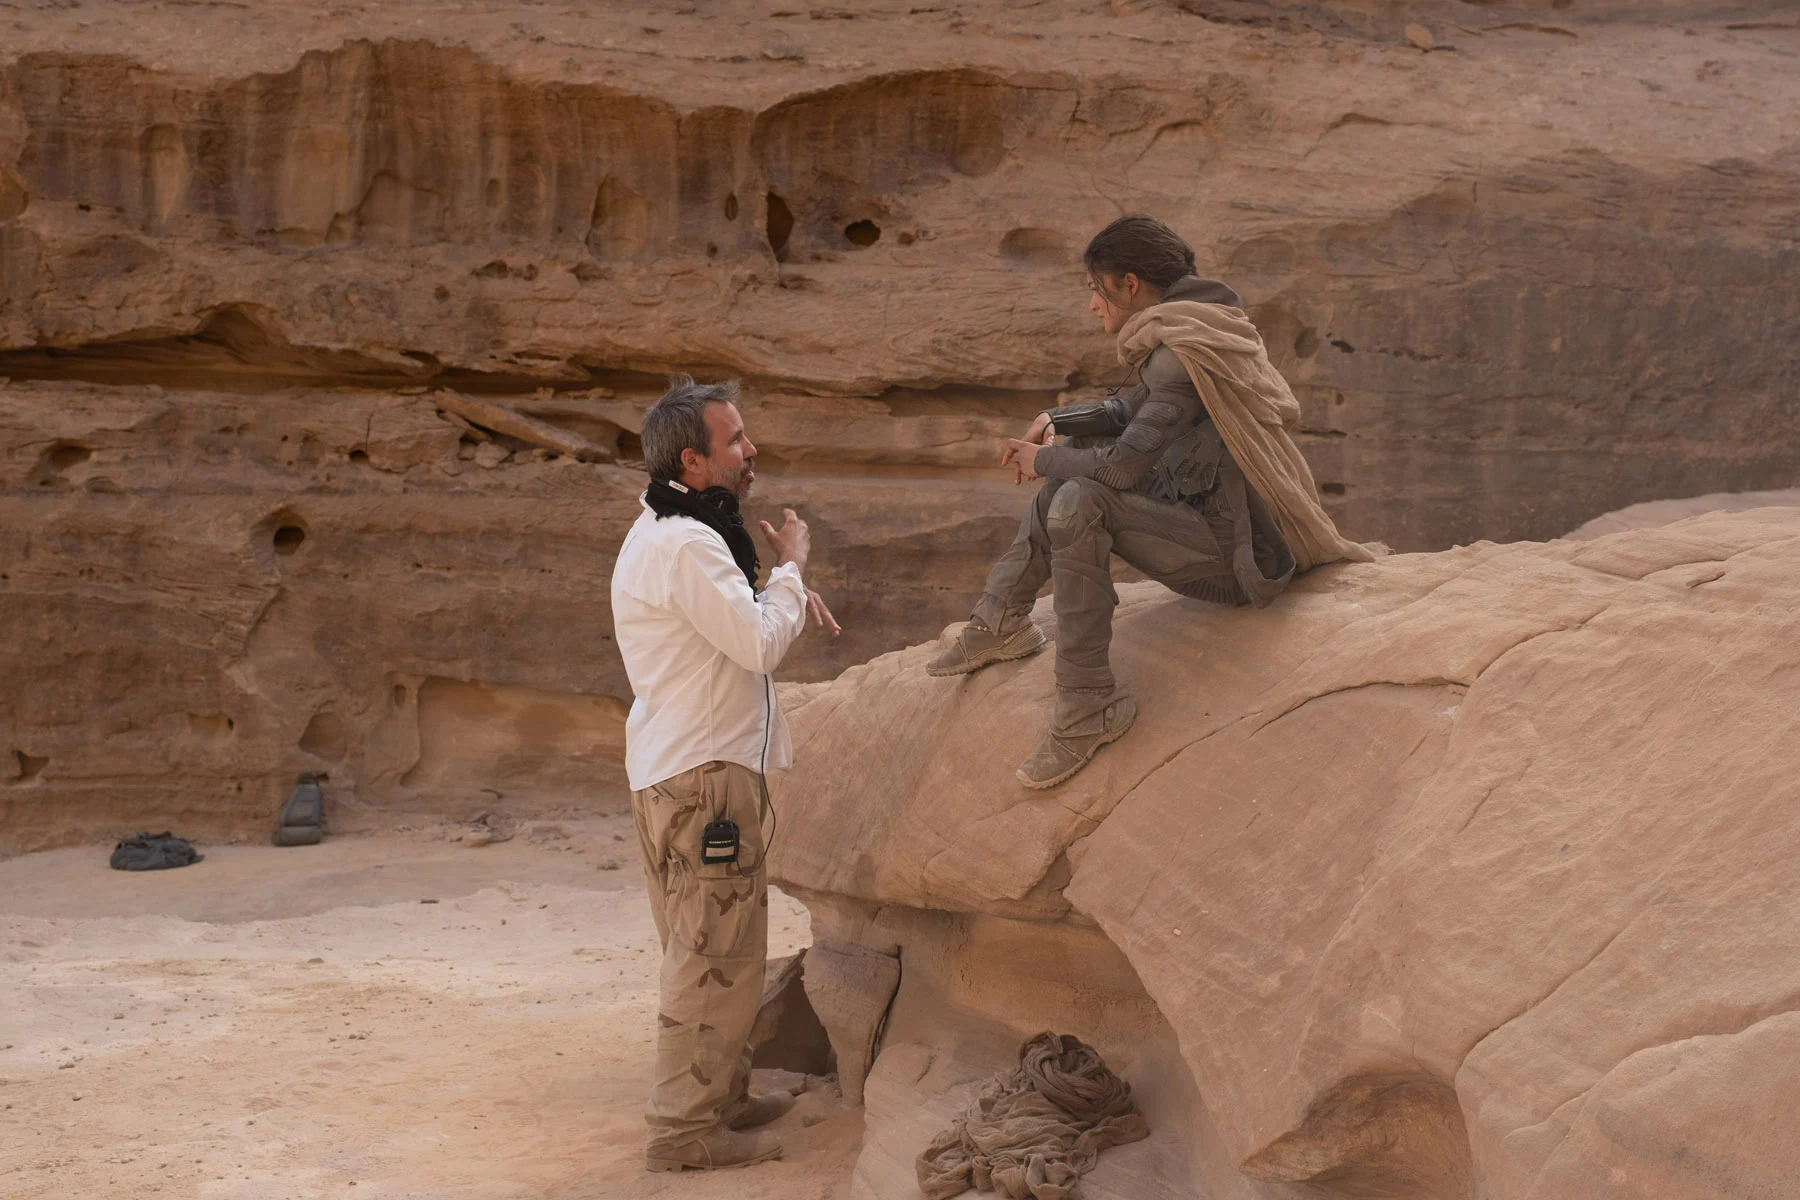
[[719, 461, 754, 500]]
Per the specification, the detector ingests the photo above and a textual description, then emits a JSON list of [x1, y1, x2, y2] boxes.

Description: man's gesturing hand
[[758, 508, 811, 577], [805, 588, 841, 638]]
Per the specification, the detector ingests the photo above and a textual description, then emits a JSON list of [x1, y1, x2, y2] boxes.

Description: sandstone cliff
[[771, 506, 1800, 1199], [4, 2, 1797, 845]]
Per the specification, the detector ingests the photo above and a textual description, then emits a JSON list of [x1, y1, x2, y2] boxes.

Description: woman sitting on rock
[[927, 214, 1372, 788]]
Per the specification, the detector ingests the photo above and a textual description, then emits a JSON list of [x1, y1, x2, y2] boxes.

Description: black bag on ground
[[109, 832, 203, 871], [273, 772, 325, 847]]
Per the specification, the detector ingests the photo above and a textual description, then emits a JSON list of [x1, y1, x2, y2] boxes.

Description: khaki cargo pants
[[631, 760, 771, 1151]]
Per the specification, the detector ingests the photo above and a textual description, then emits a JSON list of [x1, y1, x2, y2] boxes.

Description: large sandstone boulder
[[770, 508, 1800, 1199], [1566, 487, 1800, 540]]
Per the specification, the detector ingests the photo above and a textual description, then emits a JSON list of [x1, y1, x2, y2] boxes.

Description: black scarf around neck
[[646, 479, 760, 591]]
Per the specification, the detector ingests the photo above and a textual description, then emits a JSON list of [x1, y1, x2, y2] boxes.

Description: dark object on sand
[[110, 832, 204, 871], [274, 772, 325, 846]]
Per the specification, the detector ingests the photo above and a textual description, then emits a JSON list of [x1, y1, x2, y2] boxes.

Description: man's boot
[[645, 1126, 782, 1173], [723, 1090, 797, 1130], [925, 619, 1046, 677], [1016, 694, 1138, 790]]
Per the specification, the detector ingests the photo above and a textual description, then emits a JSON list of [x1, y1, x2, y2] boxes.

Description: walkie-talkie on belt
[[700, 819, 740, 866]]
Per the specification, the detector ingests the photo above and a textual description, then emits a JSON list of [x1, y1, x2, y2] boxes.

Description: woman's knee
[[1047, 479, 1107, 544]]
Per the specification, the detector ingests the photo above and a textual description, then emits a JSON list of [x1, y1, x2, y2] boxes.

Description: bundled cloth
[[916, 1032, 1150, 1200], [1118, 301, 1380, 572], [109, 832, 203, 871]]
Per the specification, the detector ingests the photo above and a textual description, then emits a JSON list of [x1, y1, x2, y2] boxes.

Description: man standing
[[610, 376, 838, 1173]]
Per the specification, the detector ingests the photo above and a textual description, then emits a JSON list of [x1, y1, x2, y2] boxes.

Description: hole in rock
[[1331, 339, 1356, 353], [474, 260, 510, 279], [724, 193, 739, 221], [485, 178, 502, 208], [272, 525, 307, 555], [0, 169, 28, 221], [587, 177, 652, 260], [46, 443, 91, 470], [299, 711, 349, 762], [844, 220, 881, 248], [348, 449, 369, 465], [10, 751, 47, 782], [706, 242, 718, 258], [1294, 327, 1321, 358], [186, 713, 235, 740], [617, 431, 643, 461], [752, 953, 835, 1076], [766, 192, 793, 260], [433, 285, 450, 301], [998, 227, 1065, 266], [897, 231, 916, 245], [392, 684, 409, 708], [1321, 482, 1347, 496]]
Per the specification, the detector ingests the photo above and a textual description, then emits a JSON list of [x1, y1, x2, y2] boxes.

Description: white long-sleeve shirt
[[610, 498, 808, 792]]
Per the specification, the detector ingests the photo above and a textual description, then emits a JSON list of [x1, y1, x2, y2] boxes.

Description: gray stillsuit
[[970, 276, 1296, 725]]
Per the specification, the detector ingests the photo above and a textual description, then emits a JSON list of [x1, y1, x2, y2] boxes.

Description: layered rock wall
[[3, 1, 1797, 845]]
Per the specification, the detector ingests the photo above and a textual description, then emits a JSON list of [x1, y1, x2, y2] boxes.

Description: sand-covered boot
[[1016, 695, 1138, 790], [645, 1126, 782, 1173], [723, 1090, 797, 1130], [925, 619, 1046, 677]]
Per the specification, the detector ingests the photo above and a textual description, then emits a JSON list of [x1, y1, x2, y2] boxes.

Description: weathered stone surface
[[770, 509, 1800, 1199], [0, 379, 1026, 850], [4, 1, 1798, 552], [1566, 486, 1800, 539], [4, 2, 1799, 847]]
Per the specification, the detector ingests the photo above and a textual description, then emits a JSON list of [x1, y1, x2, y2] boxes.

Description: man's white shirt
[[610, 498, 808, 792]]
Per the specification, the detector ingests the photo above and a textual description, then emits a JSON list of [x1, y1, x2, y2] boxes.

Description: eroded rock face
[[4, 3, 1799, 549], [770, 509, 1800, 1199], [3, 4, 1798, 844], [0, 381, 1024, 850]]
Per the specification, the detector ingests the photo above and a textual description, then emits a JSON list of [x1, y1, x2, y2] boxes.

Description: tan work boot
[[926, 620, 1047, 677], [645, 1125, 782, 1173], [1016, 695, 1138, 790], [722, 1089, 797, 1130]]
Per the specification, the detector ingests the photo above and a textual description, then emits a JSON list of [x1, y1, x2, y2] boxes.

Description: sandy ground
[[0, 822, 860, 1199]]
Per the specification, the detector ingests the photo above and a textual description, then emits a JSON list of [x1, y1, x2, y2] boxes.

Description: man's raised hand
[[758, 508, 811, 576]]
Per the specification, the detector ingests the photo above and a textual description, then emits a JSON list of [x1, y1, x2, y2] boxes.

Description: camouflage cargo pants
[[631, 760, 771, 1151]]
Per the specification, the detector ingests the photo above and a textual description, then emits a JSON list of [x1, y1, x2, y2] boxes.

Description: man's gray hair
[[642, 375, 741, 483]]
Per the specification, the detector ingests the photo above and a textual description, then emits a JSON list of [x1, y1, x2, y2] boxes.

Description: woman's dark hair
[[1083, 215, 1196, 292]]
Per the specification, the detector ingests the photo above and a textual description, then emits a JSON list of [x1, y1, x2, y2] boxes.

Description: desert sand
[[0, 823, 859, 1200]]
